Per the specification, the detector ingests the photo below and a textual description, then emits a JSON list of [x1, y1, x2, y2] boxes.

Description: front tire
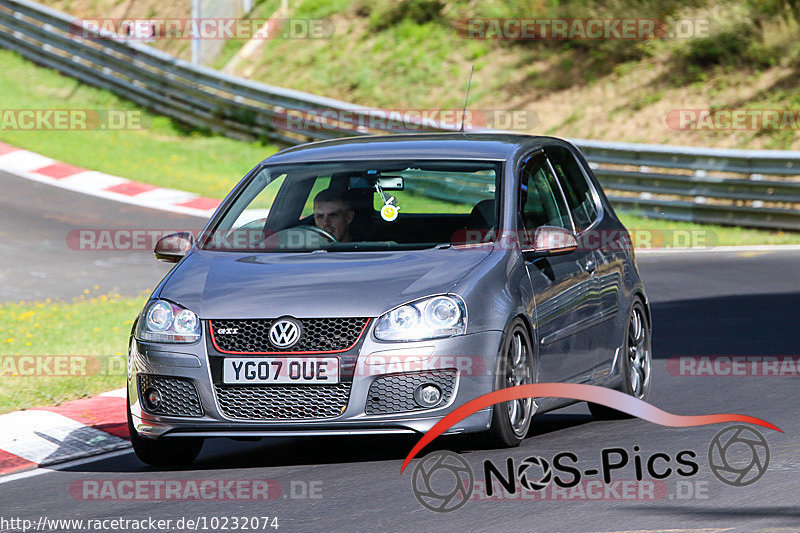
[[589, 299, 652, 420], [473, 318, 536, 448], [127, 396, 204, 467]]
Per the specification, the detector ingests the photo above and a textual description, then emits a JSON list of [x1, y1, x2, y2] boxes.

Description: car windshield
[[202, 159, 501, 252]]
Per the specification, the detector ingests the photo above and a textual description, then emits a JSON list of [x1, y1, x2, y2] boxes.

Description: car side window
[[519, 155, 572, 232], [547, 146, 598, 232], [300, 176, 332, 218]]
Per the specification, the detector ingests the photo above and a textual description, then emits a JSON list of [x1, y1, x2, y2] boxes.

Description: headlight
[[374, 295, 466, 341], [135, 300, 201, 343]]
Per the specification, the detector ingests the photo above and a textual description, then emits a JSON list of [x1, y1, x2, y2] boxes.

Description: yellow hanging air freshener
[[381, 203, 399, 222]]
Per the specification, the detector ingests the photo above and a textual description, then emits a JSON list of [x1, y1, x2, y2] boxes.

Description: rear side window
[[520, 155, 572, 231], [547, 146, 598, 231]]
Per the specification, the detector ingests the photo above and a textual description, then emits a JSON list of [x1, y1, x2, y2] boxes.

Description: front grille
[[210, 318, 369, 353], [137, 374, 203, 417], [365, 370, 457, 415], [214, 383, 351, 420]]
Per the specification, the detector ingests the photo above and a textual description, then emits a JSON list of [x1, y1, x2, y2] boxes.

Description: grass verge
[[0, 49, 278, 199], [617, 214, 800, 247], [0, 291, 146, 414]]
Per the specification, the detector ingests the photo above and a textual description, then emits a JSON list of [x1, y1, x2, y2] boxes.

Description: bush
[[365, 0, 445, 31], [679, 22, 750, 66], [679, 22, 776, 68]]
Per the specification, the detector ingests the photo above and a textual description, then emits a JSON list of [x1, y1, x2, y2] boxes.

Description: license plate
[[222, 357, 339, 384]]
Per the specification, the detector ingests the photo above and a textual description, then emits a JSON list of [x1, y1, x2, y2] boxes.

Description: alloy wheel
[[627, 306, 651, 398], [505, 330, 533, 436]]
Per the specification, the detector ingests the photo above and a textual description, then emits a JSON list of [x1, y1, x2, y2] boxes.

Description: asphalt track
[[0, 169, 204, 301], [1, 169, 799, 532]]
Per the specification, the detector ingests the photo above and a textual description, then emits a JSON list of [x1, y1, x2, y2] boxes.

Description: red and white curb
[[0, 389, 130, 476], [0, 141, 221, 218]]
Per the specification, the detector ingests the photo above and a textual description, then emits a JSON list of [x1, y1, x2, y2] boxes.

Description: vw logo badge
[[269, 317, 302, 349]]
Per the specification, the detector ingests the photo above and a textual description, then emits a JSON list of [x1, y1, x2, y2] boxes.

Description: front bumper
[[128, 330, 503, 439]]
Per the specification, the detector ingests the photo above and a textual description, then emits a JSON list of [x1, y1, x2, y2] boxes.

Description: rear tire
[[471, 318, 535, 448], [127, 396, 204, 467], [589, 299, 652, 420]]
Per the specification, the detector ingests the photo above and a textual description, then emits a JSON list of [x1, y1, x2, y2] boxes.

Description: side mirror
[[522, 225, 578, 261], [154, 232, 194, 263]]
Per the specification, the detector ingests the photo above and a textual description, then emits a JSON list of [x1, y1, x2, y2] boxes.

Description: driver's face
[[313, 200, 354, 241]]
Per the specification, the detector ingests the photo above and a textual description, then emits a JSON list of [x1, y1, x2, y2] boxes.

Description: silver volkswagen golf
[[127, 133, 652, 466]]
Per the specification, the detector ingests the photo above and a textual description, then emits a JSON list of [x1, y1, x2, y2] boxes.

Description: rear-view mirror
[[348, 175, 404, 190]]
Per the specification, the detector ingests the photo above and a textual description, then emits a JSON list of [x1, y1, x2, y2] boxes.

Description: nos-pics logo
[[411, 425, 770, 513]]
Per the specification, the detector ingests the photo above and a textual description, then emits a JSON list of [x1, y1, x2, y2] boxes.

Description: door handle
[[585, 260, 597, 274]]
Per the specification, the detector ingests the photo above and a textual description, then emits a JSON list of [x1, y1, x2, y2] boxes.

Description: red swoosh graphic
[[400, 383, 781, 472]]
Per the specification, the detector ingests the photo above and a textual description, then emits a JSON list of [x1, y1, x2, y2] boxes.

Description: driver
[[313, 188, 355, 242]]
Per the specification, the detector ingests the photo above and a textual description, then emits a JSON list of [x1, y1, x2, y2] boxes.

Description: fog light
[[414, 384, 442, 408], [144, 387, 162, 410]]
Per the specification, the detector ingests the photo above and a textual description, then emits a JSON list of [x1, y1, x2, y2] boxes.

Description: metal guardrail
[[1, 0, 800, 230], [578, 141, 800, 230], [0, 0, 461, 146]]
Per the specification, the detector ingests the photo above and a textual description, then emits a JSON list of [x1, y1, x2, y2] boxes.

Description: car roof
[[260, 133, 575, 165]]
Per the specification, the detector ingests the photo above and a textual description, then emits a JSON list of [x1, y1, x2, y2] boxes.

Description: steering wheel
[[257, 224, 338, 250], [302, 224, 338, 243]]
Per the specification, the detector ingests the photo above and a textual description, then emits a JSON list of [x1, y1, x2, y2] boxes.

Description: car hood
[[156, 247, 492, 318]]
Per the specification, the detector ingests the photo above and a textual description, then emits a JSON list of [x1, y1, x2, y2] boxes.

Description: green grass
[[0, 49, 278, 199], [0, 291, 146, 414], [617, 213, 800, 247], [238, 0, 484, 109]]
